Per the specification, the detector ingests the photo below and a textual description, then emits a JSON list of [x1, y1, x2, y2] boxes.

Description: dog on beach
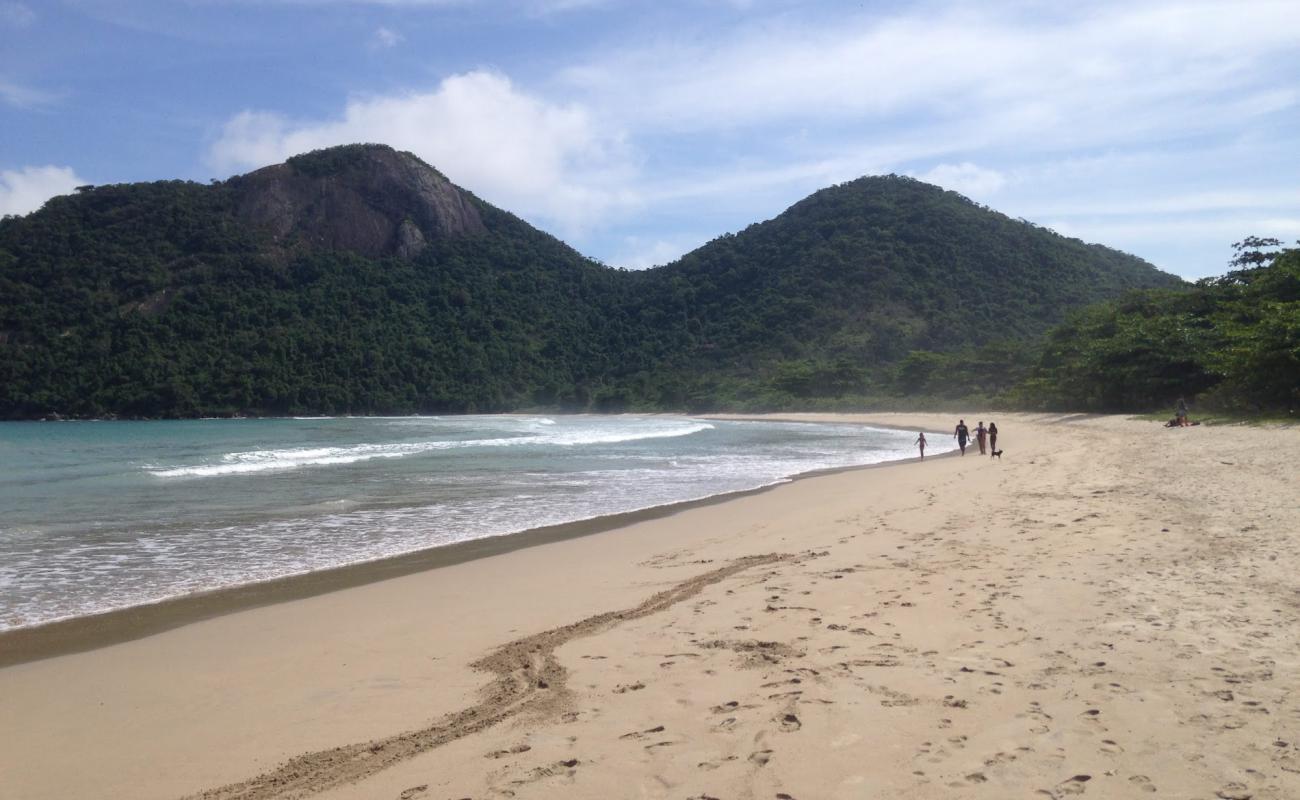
[[991, 449, 1002, 459]]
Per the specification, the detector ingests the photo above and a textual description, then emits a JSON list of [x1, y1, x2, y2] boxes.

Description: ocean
[[0, 415, 948, 631]]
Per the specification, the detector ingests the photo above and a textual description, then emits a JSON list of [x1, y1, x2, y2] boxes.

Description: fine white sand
[[1, 413, 1297, 800]]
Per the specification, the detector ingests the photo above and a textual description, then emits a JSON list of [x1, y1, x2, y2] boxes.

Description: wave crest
[[149, 419, 714, 478]]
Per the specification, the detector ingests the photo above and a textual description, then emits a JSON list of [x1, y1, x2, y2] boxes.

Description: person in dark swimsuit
[[988, 422, 998, 455], [975, 421, 988, 455], [915, 431, 927, 460], [954, 419, 969, 455]]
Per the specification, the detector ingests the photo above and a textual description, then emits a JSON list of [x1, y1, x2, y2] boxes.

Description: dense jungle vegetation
[[1011, 239, 1300, 415], [0, 145, 1206, 419]]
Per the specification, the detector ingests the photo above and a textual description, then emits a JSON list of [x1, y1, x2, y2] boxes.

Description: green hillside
[[612, 176, 1182, 405], [0, 145, 1183, 418]]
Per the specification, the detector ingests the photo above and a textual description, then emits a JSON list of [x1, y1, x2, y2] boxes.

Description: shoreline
[[0, 435, 953, 668], [4, 412, 1297, 800]]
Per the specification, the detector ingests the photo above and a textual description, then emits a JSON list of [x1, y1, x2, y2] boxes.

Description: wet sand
[[2, 413, 1297, 799]]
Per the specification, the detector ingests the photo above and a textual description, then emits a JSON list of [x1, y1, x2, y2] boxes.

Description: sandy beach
[[2, 412, 1298, 800]]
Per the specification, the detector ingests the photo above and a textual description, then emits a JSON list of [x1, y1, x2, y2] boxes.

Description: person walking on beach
[[954, 419, 969, 455], [915, 431, 927, 460], [975, 421, 988, 455], [988, 421, 998, 455]]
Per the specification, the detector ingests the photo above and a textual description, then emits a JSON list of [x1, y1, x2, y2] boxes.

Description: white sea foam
[[0, 416, 950, 630], [546, 421, 713, 446], [148, 442, 451, 477], [147, 419, 714, 478]]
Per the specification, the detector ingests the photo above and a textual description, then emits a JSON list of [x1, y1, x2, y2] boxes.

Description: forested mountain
[[612, 175, 1182, 405], [0, 144, 1182, 418]]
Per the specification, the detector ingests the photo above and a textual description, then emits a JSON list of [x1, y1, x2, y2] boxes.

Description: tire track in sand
[[185, 553, 792, 800]]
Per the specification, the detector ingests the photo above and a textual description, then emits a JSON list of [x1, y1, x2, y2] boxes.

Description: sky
[[2, 0, 1299, 280]]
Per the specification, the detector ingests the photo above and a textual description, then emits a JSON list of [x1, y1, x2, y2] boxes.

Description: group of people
[[912, 419, 999, 459], [1168, 396, 1197, 427]]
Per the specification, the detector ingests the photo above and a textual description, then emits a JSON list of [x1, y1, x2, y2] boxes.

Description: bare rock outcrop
[[229, 144, 486, 259]]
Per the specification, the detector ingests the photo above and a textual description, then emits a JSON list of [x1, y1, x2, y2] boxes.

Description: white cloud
[[370, 26, 402, 48], [259, 0, 585, 6], [559, 1, 1299, 275], [208, 70, 640, 235], [626, 132, 984, 209], [608, 236, 704, 270], [267, 0, 465, 5], [1029, 189, 1300, 219], [1048, 215, 1300, 279], [0, 1, 34, 27], [523, 0, 611, 13], [915, 163, 1006, 200], [1047, 216, 1300, 247], [0, 166, 85, 217], [561, 1, 1300, 148], [0, 77, 58, 109]]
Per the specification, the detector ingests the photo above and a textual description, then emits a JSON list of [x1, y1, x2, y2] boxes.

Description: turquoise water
[[0, 415, 948, 630]]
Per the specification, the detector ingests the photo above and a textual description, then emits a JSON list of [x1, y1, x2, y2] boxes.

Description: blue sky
[[2, 0, 1298, 279]]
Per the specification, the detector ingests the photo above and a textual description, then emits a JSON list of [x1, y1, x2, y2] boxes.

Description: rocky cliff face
[[228, 144, 486, 259]]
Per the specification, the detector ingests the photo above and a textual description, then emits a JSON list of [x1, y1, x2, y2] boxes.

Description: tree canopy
[[1013, 242, 1299, 414]]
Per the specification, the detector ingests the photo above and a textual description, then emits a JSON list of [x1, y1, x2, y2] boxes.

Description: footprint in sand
[[398, 786, 428, 800], [1128, 774, 1157, 793], [508, 760, 579, 787], [618, 725, 665, 741], [778, 713, 802, 732], [1241, 700, 1268, 714], [711, 700, 740, 713], [486, 744, 532, 759], [1056, 774, 1091, 795], [749, 749, 774, 766], [699, 755, 740, 771], [1273, 740, 1300, 774]]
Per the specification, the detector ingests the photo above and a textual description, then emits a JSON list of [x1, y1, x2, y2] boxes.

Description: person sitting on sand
[[954, 419, 969, 455], [915, 431, 927, 460], [1175, 397, 1189, 427]]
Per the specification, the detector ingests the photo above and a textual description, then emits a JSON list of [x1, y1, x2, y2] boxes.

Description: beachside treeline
[[0, 144, 1205, 418], [1012, 239, 1300, 414]]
